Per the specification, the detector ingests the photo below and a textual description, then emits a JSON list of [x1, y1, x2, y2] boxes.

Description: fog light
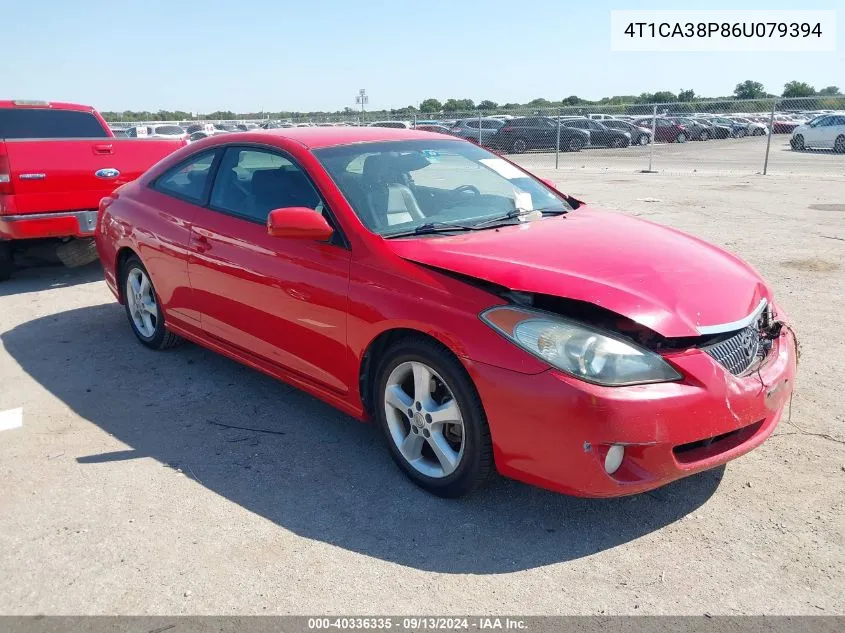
[[604, 444, 624, 475]]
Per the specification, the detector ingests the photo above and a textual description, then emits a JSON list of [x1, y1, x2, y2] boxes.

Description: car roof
[[237, 126, 458, 149], [0, 100, 95, 112]]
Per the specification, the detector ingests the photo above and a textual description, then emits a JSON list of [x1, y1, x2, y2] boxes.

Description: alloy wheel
[[126, 268, 158, 338], [383, 361, 465, 478], [834, 136, 845, 153]]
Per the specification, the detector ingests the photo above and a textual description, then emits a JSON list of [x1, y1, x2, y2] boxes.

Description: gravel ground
[[0, 171, 843, 616]]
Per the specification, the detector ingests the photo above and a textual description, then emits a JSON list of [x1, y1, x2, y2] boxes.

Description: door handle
[[192, 234, 211, 253], [93, 144, 114, 155]]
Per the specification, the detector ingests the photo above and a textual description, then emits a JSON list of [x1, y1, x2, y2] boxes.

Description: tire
[[510, 138, 527, 154], [734, 128, 746, 138], [637, 133, 650, 146], [675, 133, 687, 143], [753, 128, 765, 136], [699, 130, 709, 141], [566, 135, 585, 152], [610, 136, 627, 148], [0, 241, 12, 282], [55, 238, 98, 268], [834, 135, 845, 154], [792, 134, 805, 151], [121, 255, 183, 350], [374, 336, 494, 498]]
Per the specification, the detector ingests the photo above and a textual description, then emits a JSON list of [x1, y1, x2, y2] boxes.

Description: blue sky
[[5, 0, 842, 112]]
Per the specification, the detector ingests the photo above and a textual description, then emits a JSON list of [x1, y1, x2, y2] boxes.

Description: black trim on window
[[202, 142, 350, 250], [149, 148, 221, 207]]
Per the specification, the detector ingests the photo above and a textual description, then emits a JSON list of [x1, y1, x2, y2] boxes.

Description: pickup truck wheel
[[122, 256, 183, 350], [56, 238, 98, 268], [0, 242, 12, 282]]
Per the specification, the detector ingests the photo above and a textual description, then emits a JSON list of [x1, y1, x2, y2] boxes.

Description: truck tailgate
[[1, 138, 185, 215]]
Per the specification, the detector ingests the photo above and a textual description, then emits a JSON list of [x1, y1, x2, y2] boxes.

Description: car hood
[[386, 208, 768, 338]]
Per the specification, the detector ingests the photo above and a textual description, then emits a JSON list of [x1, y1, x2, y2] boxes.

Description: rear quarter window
[[0, 109, 109, 139]]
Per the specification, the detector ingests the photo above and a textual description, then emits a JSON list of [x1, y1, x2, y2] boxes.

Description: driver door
[[187, 145, 353, 394]]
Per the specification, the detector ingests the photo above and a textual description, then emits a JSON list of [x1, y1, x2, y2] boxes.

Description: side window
[[154, 151, 217, 203], [465, 120, 479, 129], [209, 148, 323, 223], [481, 120, 500, 129]]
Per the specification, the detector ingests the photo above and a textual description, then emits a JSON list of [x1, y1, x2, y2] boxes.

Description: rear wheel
[[0, 242, 12, 282], [637, 133, 650, 145], [610, 136, 626, 148], [675, 132, 687, 143], [834, 135, 845, 153], [753, 128, 765, 136], [56, 238, 98, 268], [567, 135, 585, 151], [699, 130, 710, 141], [121, 255, 183, 350], [734, 128, 747, 138], [791, 134, 805, 151], [510, 138, 527, 154], [375, 337, 493, 498]]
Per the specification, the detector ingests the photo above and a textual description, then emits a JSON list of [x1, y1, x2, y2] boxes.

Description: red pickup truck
[[0, 100, 186, 280]]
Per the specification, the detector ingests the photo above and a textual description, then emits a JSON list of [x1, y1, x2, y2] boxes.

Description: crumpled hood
[[386, 208, 769, 338]]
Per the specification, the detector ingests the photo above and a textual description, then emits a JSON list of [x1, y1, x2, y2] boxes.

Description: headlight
[[481, 306, 682, 386]]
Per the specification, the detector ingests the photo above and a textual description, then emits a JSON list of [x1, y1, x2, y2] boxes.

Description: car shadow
[[2, 304, 724, 574], [0, 262, 103, 297]]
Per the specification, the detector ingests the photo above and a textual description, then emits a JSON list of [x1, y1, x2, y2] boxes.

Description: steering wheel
[[454, 184, 481, 196]]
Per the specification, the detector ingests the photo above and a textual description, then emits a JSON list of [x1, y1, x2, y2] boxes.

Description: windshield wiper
[[384, 221, 482, 239], [471, 206, 568, 228]]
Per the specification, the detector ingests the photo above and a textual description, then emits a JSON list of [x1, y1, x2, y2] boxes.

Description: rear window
[[153, 125, 184, 135], [0, 108, 109, 139]]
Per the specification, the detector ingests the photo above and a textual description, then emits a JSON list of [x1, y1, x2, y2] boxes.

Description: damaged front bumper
[[465, 324, 797, 497]]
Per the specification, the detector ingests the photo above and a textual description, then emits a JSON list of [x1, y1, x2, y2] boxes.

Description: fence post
[[478, 111, 482, 144], [647, 105, 658, 172], [555, 108, 561, 169], [413, 114, 417, 129], [762, 98, 777, 175]]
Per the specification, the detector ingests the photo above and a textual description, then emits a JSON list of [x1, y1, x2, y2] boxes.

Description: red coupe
[[95, 127, 797, 498]]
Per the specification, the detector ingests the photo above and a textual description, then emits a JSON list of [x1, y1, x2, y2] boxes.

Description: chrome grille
[[704, 326, 762, 376]]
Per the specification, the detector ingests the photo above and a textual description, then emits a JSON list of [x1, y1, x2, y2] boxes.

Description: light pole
[[355, 89, 368, 125]]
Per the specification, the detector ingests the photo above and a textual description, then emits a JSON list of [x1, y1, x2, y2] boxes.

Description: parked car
[[0, 100, 186, 280], [632, 117, 689, 143], [601, 119, 652, 145], [415, 124, 456, 135], [586, 113, 616, 121], [692, 118, 732, 139], [667, 117, 715, 141], [730, 117, 768, 136], [127, 124, 188, 140], [488, 117, 589, 153], [95, 127, 797, 498], [705, 117, 748, 138], [449, 118, 505, 145], [111, 128, 129, 138], [560, 118, 631, 147], [790, 114, 845, 152], [771, 117, 801, 134], [368, 121, 412, 129]]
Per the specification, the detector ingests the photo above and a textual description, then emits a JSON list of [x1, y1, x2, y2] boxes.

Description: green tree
[[476, 100, 498, 110], [782, 81, 815, 98], [442, 98, 475, 112], [419, 98, 442, 113], [733, 80, 767, 99], [678, 89, 695, 102], [817, 85, 841, 96], [562, 95, 582, 106], [651, 91, 677, 103], [527, 97, 551, 107]]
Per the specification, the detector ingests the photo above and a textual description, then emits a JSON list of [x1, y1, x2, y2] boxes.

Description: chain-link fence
[[108, 96, 845, 176]]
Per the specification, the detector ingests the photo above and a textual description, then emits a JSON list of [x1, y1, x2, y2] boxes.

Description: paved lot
[[512, 135, 845, 176], [0, 172, 843, 615]]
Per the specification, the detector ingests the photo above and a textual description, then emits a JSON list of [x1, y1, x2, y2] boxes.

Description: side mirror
[[267, 208, 333, 241], [539, 177, 558, 191]]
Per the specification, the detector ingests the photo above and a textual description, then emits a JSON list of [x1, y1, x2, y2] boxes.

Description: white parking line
[[0, 408, 23, 431]]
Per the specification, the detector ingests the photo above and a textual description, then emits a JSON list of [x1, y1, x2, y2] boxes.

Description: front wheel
[[791, 134, 805, 151], [610, 137, 627, 148], [834, 135, 845, 153], [734, 128, 747, 138], [375, 337, 493, 498], [637, 133, 650, 145], [699, 131, 709, 141], [566, 136, 585, 152], [122, 255, 183, 350], [675, 133, 687, 143]]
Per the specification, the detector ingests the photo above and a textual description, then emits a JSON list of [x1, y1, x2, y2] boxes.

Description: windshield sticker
[[514, 191, 534, 212], [480, 158, 526, 180], [421, 150, 440, 163]]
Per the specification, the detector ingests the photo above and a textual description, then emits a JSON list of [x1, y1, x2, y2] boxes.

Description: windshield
[[313, 140, 571, 237]]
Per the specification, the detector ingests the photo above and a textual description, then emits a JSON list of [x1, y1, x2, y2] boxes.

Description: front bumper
[[467, 326, 797, 497], [0, 210, 98, 240]]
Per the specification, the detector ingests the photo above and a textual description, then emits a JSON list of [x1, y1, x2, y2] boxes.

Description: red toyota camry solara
[[96, 127, 798, 498]]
